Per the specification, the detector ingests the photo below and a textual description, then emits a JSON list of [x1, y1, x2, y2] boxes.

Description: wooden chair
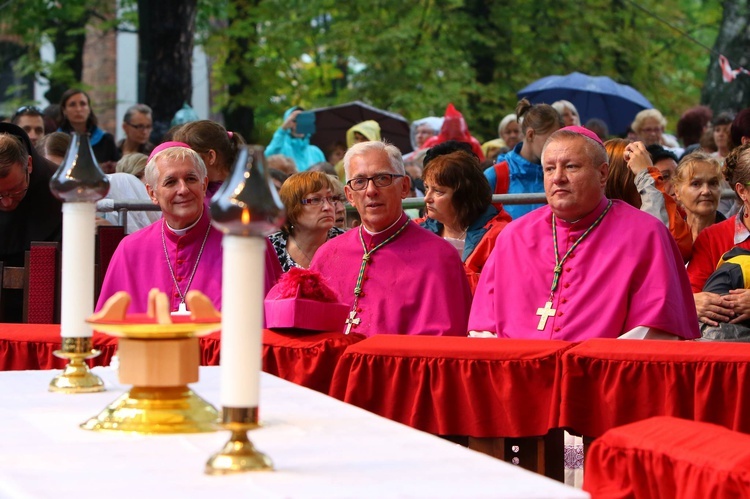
[[0, 242, 61, 323]]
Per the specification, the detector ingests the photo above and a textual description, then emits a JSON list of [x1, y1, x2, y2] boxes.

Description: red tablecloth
[[585, 416, 750, 498], [329, 335, 575, 438], [0, 323, 118, 370], [560, 338, 750, 438], [201, 329, 366, 393]]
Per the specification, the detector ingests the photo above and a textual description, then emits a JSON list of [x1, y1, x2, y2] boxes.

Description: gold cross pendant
[[536, 301, 556, 330]]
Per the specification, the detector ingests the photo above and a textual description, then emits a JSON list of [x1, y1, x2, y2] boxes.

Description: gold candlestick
[[49, 337, 105, 393], [205, 407, 273, 475]]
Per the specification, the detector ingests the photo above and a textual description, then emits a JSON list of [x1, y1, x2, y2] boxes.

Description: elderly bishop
[[96, 143, 282, 313]]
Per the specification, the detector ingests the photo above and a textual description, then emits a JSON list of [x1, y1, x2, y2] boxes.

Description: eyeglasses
[[0, 169, 29, 202], [125, 122, 153, 131], [11, 105, 43, 121], [346, 174, 404, 191], [640, 127, 662, 134], [301, 195, 343, 206]]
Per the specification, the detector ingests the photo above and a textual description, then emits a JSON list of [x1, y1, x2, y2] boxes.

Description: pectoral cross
[[536, 301, 556, 331], [344, 310, 361, 335]]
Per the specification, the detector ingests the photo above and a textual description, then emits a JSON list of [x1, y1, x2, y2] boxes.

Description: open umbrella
[[517, 72, 653, 136], [307, 101, 412, 155]]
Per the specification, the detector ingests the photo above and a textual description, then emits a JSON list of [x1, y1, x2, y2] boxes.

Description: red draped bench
[[329, 335, 575, 479]]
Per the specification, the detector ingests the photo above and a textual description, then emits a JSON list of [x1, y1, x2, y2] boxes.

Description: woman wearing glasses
[[58, 88, 119, 172], [268, 171, 345, 272], [118, 104, 155, 157]]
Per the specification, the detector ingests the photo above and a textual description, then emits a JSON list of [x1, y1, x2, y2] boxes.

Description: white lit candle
[[60, 203, 96, 338], [219, 235, 265, 407]]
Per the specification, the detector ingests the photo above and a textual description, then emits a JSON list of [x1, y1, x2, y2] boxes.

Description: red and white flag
[[719, 55, 750, 83]]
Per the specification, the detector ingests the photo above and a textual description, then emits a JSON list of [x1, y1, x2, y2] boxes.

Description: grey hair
[[542, 129, 609, 167], [144, 147, 207, 189], [123, 104, 153, 123], [497, 113, 518, 137], [343, 140, 404, 180]]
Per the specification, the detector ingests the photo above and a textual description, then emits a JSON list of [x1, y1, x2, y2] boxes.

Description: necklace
[[344, 219, 411, 334], [289, 235, 315, 267], [161, 219, 212, 313], [536, 200, 612, 331]]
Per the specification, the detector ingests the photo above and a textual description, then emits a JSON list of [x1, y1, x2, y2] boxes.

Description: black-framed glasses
[[12, 105, 43, 121], [125, 122, 153, 131], [0, 168, 29, 202], [300, 195, 343, 206], [346, 174, 404, 191]]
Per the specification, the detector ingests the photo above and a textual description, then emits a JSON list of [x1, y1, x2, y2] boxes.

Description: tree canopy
[[2, 0, 739, 144]]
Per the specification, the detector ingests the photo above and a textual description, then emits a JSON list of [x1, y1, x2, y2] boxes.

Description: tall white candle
[[60, 203, 96, 338], [220, 235, 265, 407]]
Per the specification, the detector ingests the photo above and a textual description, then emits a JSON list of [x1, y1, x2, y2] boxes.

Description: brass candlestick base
[[205, 407, 273, 475], [81, 385, 219, 434], [49, 337, 105, 393]]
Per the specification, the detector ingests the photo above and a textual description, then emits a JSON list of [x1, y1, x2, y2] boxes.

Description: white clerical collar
[[362, 213, 404, 236], [165, 209, 203, 236]]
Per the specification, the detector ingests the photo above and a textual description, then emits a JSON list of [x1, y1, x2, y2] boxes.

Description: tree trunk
[[701, 0, 750, 114], [221, 0, 260, 143], [138, 0, 197, 143]]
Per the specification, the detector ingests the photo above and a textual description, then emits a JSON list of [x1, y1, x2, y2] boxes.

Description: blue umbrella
[[517, 72, 653, 136]]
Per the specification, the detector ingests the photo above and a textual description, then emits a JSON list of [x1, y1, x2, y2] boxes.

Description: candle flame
[[241, 208, 250, 225]]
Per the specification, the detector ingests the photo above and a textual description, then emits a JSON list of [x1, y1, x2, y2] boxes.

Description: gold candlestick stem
[[49, 337, 104, 393], [205, 407, 273, 475]]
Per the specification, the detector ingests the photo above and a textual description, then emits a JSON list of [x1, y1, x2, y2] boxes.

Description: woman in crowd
[[116, 153, 148, 182], [172, 120, 245, 200], [713, 112, 734, 161], [36, 131, 71, 168], [552, 100, 581, 126], [687, 143, 750, 326], [484, 98, 563, 219], [328, 174, 347, 230], [58, 88, 119, 172], [604, 138, 692, 261], [419, 150, 511, 293], [268, 171, 345, 272], [673, 151, 724, 242], [497, 113, 520, 152]]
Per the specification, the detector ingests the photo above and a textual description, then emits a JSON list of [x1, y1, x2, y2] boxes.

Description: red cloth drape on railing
[[329, 335, 575, 438], [560, 338, 750, 438], [201, 329, 366, 394], [0, 324, 117, 370], [585, 416, 750, 498]]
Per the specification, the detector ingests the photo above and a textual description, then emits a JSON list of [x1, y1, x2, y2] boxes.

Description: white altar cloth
[[0, 367, 588, 499]]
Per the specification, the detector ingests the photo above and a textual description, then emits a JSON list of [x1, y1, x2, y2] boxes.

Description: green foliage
[[3, 0, 724, 142]]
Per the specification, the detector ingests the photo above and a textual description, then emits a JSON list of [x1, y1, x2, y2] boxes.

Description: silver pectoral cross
[[536, 301, 556, 330], [344, 310, 361, 335]]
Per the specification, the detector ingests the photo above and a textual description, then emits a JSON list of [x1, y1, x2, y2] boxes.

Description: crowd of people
[[4, 91, 750, 344]]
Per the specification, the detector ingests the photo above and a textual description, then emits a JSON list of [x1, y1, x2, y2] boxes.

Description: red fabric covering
[[560, 339, 750, 438], [585, 416, 750, 498], [329, 335, 574, 437], [200, 329, 366, 394], [0, 323, 117, 370]]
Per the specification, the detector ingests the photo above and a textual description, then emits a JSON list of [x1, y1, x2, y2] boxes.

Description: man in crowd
[[97, 144, 282, 313], [11, 106, 45, 148], [310, 140, 472, 337], [469, 126, 699, 341], [0, 123, 62, 321]]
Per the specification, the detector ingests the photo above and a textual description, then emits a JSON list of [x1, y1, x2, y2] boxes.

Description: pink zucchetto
[[148, 141, 192, 162], [559, 125, 604, 146]]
